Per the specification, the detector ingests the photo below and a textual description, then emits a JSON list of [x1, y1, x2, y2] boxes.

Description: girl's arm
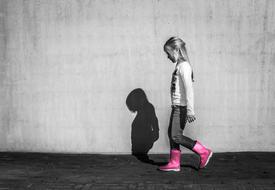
[[179, 63, 195, 116]]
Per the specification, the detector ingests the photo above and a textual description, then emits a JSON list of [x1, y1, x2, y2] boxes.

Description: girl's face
[[165, 47, 179, 63]]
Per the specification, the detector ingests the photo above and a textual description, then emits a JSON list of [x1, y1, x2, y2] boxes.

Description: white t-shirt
[[170, 61, 195, 115]]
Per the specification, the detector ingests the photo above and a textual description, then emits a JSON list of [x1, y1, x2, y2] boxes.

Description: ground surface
[[0, 152, 274, 189]]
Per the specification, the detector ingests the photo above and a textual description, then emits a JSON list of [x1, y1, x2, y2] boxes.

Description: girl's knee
[[172, 135, 183, 144]]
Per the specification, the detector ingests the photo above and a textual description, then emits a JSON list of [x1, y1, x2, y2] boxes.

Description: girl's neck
[[176, 59, 187, 66]]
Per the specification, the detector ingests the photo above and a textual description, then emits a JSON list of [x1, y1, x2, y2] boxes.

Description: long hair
[[164, 37, 194, 82]]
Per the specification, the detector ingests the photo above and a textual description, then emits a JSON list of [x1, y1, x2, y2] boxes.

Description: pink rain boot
[[192, 141, 213, 169], [159, 149, 181, 172]]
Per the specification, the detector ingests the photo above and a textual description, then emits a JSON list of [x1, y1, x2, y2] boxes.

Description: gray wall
[[0, 0, 275, 153]]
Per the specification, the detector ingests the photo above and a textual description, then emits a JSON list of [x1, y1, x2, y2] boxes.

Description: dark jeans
[[168, 105, 196, 150]]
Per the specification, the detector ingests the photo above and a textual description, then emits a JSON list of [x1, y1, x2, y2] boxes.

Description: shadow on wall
[[126, 88, 159, 164]]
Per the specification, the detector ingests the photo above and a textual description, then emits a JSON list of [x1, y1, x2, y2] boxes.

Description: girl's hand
[[187, 114, 196, 123]]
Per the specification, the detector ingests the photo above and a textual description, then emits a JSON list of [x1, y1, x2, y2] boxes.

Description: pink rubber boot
[[159, 149, 181, 172], [192, 141, 213, 169]]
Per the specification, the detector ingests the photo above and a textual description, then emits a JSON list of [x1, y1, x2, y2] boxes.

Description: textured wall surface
[[0, 0, 274, 153]]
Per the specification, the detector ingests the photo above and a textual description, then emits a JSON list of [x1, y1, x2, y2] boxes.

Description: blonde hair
[[164, 37, 194, 82]]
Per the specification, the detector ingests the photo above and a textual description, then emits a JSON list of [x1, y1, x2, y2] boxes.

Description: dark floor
[[0, 152, 275, 190]]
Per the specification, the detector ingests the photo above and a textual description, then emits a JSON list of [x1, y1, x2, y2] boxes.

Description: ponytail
[[180, 45, 194, 82]]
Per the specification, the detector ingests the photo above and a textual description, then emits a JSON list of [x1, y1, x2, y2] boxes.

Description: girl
[[159, 37, 213, 172]]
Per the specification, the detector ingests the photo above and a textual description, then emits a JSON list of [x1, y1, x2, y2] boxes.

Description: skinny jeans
[[168, 105, 196, 150]]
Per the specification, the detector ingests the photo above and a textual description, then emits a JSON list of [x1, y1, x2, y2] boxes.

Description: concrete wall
[[0, 0, 275, 153]]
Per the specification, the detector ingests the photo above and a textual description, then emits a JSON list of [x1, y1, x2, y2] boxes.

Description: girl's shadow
[[126, 88, 160, 165]]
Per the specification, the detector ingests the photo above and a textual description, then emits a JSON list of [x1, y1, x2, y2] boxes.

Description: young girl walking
[[159, 37, 213, 172]]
